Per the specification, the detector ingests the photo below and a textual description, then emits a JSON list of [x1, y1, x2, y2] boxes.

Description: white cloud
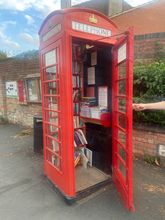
[[20, 32, 39, 46], [0, 0, 61, 16], [0, 23, 20, 49], [4, 38, 20, 49], [3, 21, 17, 26], [25, 14, 35, 25]]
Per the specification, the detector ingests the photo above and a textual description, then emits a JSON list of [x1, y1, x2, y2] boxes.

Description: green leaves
[[0, 51, 8, 60], [133, 61, 165, 126]]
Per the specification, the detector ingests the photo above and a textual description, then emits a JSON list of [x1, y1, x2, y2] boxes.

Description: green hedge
[[133, 61, 165, 126]]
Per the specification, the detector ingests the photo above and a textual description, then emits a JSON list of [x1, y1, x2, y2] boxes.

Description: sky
[[0, 0, 152, 57]]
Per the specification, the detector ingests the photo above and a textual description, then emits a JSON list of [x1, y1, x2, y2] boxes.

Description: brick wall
[[111, 0, 165, 35], [133, 126, 165, 157], [0, 46, 164, 157], [0, 57, 41, 127], [0, 57, 39, 79], [134, 32, 165, 63], [5, 97, 42, 127]]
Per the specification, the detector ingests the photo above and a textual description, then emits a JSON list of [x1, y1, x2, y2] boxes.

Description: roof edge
[[110, 0, 156, 19], [39, 7, 117, 35]]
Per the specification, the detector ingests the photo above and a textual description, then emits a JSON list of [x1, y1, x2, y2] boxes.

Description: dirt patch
[[12, 128, 33, 138], [142, 183, 165, 193]]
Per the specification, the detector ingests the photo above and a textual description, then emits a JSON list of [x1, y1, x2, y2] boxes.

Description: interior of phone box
[[72, 38, 113, 195]]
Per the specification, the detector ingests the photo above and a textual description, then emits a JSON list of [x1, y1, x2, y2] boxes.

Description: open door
[[112, 28, 135, 211]]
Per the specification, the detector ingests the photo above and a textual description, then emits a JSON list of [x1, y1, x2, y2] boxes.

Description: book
[[74, 130, 87, 147]]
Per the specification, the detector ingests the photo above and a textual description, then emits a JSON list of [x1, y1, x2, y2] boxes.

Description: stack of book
[[90, 106, 100, 119], [82, 97, 96, 106], [74, 129, 87, 147], [80, 97, 96, 118], [80, 104, 91, 118]]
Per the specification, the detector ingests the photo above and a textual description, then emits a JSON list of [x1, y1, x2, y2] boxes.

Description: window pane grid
[[44, 47, 61, 170]]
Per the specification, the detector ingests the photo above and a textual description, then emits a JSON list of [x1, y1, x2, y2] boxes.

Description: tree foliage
[[0, 51, 8, 60], [133, 61, 165, 126], [15, 50, 39, 59]]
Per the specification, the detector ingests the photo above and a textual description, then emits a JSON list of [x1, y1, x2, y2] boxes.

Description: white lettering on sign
[[118, 43, 126, 63], [72, 21, 112, 37], [42, 24, 61, 42]]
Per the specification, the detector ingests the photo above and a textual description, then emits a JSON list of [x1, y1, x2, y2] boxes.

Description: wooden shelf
[[80, 116, 101, 125], [80, 113, 111, 128]]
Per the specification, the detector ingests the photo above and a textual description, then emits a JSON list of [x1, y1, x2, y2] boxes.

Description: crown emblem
[[89, 14, 98, 24]]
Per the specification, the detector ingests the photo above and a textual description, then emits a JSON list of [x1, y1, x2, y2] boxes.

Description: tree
[[15, 50, 39, 59], [0, 51, 8, 60]]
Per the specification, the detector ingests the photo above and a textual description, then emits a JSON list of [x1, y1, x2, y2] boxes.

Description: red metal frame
[[112, 28, 134, 211], [39, 8, 134, 211]]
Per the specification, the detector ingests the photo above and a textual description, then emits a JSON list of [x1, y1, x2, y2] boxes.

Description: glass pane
[[118, 144, 126, 161], [117, 130, 126, 145], [118, 161, 126, 181], [46, 149, 60, 169], [45, 50, 56, 67], [27, 79, 39, 101], [46, 66, 57, 80], [46, 111, 59, 125], [47, 82, 58, 95], [118, 98, 126, 112], [119, 80, 126, 95], [46, 136, 60, 152], [118, 114, 126, 129], [44, 97, 59, 110], [49, 124, 59, 134], [118, 61, 126, 78], [52, 155, 60, 168], [118, 43, 126, 63]]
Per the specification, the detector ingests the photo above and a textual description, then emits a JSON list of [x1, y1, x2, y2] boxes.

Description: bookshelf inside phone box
[[39, 8, 134, 211]]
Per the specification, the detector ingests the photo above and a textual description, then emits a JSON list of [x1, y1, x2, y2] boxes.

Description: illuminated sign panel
[[72, 21, 112, 37]]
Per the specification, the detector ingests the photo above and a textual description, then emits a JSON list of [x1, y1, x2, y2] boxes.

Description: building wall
[[73, 0, 132, 17], [0, 58, 41, 127], [73, 0, 109, 15], [111, 0, 165, 35], [133, 126, 165, 158], [6, 98, 41, 127], [134, 32, 165, 63]]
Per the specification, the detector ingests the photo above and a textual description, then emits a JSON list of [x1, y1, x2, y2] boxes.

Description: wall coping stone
[[134, 123, 165, 134]]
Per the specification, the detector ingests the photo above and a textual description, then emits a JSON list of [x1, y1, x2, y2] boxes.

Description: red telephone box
[[39, 8, 134, 211]]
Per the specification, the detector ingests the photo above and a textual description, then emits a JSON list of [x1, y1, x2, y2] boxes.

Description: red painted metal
[[39, 8, 134, 211], [112, 28, 135, 211], [17, 80, 25, 103]]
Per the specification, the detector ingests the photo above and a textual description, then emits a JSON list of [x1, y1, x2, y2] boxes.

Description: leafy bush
[[133, 61, 165, 126]]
